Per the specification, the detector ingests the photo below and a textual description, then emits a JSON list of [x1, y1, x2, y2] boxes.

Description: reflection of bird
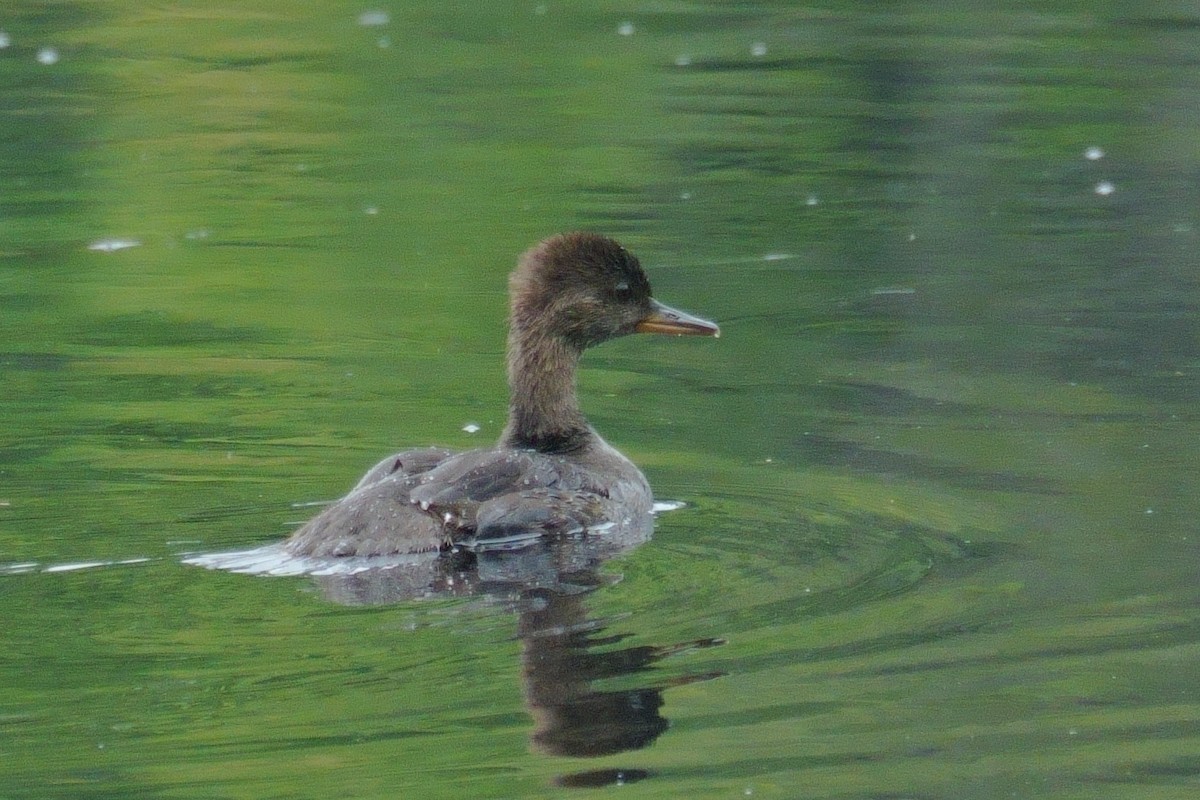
[[286, 233, 719, 557], [517, 588, 724, 759]]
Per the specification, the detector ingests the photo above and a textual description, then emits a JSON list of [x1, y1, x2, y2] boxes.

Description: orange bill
[[635, 299, 720, 337]]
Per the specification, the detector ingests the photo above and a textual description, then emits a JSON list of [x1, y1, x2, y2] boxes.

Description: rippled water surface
[[3, 3, 1199, 798]]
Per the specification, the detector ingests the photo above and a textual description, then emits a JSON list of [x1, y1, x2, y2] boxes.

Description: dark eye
[[613, 280, 631, 295]]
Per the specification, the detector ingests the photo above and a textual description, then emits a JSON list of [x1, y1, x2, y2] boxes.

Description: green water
[[3, 3, 1199, 798]]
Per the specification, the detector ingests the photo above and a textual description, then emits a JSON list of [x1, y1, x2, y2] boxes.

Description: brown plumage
[[284, 232, 719, 557]]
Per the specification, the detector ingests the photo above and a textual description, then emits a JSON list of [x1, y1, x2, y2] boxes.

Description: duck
[[285, 232, 719, 557]]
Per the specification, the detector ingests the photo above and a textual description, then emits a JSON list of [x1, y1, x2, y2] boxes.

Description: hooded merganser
[[285, 232, 719, 556]]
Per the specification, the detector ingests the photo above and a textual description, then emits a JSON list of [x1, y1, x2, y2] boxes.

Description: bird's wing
[[407, 449, 600, 526], [351, 447, 456, 491]]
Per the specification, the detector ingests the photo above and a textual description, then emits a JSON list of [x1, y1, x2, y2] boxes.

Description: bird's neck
[[501, 326, 591, 454]]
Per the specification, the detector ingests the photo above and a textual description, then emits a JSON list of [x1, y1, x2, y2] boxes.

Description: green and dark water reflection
[[3, 3, 1199, 798]]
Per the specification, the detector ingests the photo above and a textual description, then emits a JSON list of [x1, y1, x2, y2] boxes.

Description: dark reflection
[[553, 768, 653, 788], [517, 586, 723, 759], [794, 431, 1065, 495], [300, 520, 724, 784]]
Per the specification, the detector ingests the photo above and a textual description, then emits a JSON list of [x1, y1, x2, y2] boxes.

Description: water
[[3, 3, 1199, 798]]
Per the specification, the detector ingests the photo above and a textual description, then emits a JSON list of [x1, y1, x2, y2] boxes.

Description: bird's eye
[[614, 280, 631, 294]]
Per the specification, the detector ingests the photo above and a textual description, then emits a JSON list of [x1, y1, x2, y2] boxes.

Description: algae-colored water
[[2, 4, 1198, 798]]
